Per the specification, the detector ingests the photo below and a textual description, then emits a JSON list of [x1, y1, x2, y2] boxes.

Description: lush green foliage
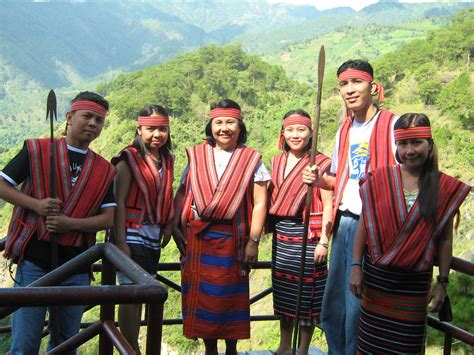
[[264, 19, 444, 83]]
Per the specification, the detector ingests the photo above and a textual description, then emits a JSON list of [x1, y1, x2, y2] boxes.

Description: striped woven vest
[[4, 138, 116, 262], [360, 165, 471, 271], [269, 152, 331, 236], [333, 108, 396, 214], [180, 142, 260, 230], [112, 147, 174, 228]]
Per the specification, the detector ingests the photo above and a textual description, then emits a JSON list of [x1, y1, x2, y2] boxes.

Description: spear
[[46, 89, 58, 268], [292, 45, 326, 354], [46, 89, 60, 344]]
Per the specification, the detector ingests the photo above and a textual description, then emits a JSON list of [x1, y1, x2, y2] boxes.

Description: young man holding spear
[[304, 60, 397, 354], [0, 91, 116, 354]]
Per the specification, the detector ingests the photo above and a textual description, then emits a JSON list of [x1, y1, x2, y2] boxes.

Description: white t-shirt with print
[[330, 111, 397, 215]]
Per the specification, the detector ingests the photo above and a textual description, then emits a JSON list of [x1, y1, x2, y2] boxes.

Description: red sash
[[184, 142, 261, 223], [113, 147, 174, 228], [360, 165, 471, 271], [269, 152, 331, 237], [4, 138, 116, 262], [180, 143, 261, 275], [333, 108, 396, 213]]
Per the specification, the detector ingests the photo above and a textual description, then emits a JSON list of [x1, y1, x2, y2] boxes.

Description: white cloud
[[266, 0, 464, 11], [267, 0, 378, 11]]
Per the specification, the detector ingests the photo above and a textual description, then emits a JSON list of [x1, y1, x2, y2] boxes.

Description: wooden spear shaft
[[292, 45, 326, 354]]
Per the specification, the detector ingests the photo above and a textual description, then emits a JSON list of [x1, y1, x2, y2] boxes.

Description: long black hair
[[205, 99, 247, 146], [395, 113, 439, 223], [132, 104, 172, 159]]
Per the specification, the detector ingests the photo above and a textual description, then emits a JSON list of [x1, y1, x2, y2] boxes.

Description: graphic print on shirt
[[349, 141, 369, 180], [70, 162, 82, 187]]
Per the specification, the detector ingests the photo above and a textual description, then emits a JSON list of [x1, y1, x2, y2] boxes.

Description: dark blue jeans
[[10, 260, 89, 355]]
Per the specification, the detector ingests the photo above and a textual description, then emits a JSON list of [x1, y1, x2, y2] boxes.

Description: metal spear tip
[[46, 89, 57, 121]]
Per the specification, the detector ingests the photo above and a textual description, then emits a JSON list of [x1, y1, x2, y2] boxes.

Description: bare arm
[[314, 187, 333, 263], [244, 181, 268, 265], [0, 177, 61, 216], [111, 160, 133, 256], [428, 217, 453, 312], [172, 184, 187, 255], [349, 216, 368, 299]]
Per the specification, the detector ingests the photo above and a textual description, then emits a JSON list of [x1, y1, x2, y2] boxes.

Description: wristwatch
[[249, 236, 260, 244]]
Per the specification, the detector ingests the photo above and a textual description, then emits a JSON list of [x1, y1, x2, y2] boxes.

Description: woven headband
[[278, 115, 312, 150], [338, 69, 373, 82], [338, 69, 385, 102], [394, 126, 432, 142], [282, 115, 312, 129], [210, 108, 242, 120], [138, 115, 170, 127], [70, 101, 108, 117]]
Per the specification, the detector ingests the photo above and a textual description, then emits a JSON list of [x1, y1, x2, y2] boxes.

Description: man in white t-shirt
[[304, 59, 397, 355]]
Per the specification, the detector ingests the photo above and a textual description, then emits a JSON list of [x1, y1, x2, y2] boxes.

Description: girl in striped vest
[[349, 113, 470, 354], [173, 99, 269, 355], [112, 104, 174, 353], [269, 110, 333, 355]]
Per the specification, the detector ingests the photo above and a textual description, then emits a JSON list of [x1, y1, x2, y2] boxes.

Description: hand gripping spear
[[46, 89, 60, 344], [292, 45, 326, 354]]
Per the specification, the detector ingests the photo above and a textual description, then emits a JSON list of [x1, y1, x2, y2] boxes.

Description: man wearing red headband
[[304, 60, 397, 354], [0, 91, 116, 354]]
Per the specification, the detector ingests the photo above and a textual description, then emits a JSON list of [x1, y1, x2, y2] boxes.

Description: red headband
[[394, 127, 432, 142], [210, 108, 242, 120], [71, 100, 108, 117], [282, 115, 312, 129], [338, 69, 373, 82], [278, 115, 312, 150], [338, 69, 384, 102], [138, 115, 170, 127]]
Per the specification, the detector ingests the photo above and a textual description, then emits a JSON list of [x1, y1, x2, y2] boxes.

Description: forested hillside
[[235, 1, 471, 53], [1, 1, 470, 150], [0, 6, 472, 355]]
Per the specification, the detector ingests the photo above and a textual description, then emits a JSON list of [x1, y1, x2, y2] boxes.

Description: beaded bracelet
[[318, 242, 329, 249], [351, 261, 362, 267]]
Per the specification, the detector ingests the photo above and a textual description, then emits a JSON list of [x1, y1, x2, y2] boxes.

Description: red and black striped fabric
[[180, 142, 261, 340], [5, 138, 115, 262], [358, 257, 431, 354], [360, 165, 471, 271], [112, 147, 174, 228], [271, 218, 327, 322], [269, 152, 331, 322], [269, 152, 331, 224]]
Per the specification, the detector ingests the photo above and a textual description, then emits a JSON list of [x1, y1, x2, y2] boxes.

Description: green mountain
[[234, 1, 472, 54], [263, 19, 445, 83], [1, 1, 471, 150]]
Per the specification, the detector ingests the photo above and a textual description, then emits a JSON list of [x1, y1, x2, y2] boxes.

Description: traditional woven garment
[[357, 165, 471, 353], [269, 152, 331, 322], [358, 257, 432, 354], [180, 142, 261, 339], [112, 146, 174, 228], [4, 138, 115, 262], [333, 108, 396, 215]]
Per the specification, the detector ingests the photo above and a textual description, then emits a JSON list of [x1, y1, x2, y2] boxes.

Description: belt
[[338, 209, 360, 220]]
